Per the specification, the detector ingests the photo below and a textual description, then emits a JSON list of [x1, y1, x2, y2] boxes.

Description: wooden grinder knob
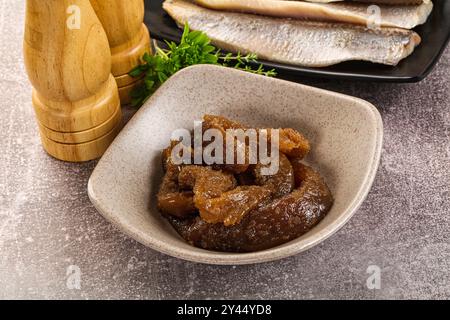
[[90, 0, 151, 105], [23, 0, 122, 162]]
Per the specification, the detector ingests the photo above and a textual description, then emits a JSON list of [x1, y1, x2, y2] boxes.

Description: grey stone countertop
[[1, 0, 449, 299]]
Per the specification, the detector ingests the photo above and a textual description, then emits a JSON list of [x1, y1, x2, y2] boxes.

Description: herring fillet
[[163, 0, 421, 67], [305, 0, 426, 5], [194, 0, 433, 30]]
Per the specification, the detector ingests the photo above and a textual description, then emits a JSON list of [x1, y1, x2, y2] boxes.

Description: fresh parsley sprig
[[129, 23, 276, 107], [218, 51, 277, 77]]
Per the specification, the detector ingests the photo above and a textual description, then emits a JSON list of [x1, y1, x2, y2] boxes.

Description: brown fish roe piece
[[157, 115, 328, 252], [157, 162, 197, 218], [157, 144, 197, 218], [251, 152, 294, 198], [179, 166, 271, 226], [203, 114, 246, 131], [157, 191, 197, 219], [202, 115, 311, 170], [180, 165, 267, 225], [265, 128, 311, 159], [178, 166, 237, 199], [202, 115, 250, 174], [201, 186, 272, 226], [167, 162, 333, 252]]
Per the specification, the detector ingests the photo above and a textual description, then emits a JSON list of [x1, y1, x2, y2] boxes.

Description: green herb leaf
[[130, 23, 276, 107]]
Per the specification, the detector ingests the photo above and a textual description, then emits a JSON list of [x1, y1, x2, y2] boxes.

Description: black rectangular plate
[[144, 0, 450, 83]]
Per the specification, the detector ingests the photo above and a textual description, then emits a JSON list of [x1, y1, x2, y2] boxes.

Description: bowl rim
[[88, 65, 384, 265]]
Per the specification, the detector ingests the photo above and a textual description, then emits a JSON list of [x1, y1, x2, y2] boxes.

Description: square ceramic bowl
[[88, 65, 383, 265]]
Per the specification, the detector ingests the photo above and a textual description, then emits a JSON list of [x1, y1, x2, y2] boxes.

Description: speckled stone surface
[[1, 0, 449, 299]]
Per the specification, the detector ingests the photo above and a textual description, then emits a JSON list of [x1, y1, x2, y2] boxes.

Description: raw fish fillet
[[193, 0, 433, 29], [163, 0, 421, 67], [305, 0, 426, 5]]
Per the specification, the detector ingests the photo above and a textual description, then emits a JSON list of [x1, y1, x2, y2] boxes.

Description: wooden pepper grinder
[[90, 0, 151, 106], [24, 0, 122, 162]]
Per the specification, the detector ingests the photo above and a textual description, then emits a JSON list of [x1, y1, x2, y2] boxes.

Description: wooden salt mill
[[90, 0, 151, 105], [24, 0, 122, 162]]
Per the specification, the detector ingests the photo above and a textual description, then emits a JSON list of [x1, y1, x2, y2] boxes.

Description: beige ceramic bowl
[[88, 65, 383, 265]]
